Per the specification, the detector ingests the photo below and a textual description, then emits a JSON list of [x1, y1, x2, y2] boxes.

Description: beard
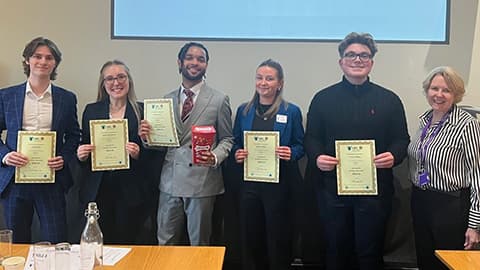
[[180, 66, 206, 82]]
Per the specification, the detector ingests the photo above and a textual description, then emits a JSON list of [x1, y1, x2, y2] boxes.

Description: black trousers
[[318, 189, 392, 270], [94, 172, 149, 245], [411, 186, 470, 270], [239, 181, 292, 270]]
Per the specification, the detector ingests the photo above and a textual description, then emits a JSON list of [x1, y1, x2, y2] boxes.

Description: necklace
[[109, 103, 126, 119], [256, 104, 271, 121]]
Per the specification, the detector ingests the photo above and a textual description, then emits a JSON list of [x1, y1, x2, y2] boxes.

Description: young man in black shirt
[[304, 32, 410, 270]]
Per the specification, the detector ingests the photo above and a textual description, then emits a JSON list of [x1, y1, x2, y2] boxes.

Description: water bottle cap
[[88, 202, 97, 211], [85, 202, 100, 216]]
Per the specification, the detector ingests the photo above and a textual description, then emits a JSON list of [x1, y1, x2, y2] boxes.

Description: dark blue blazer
[[0, 82, 81, 195], [232, 101, 305, 162]]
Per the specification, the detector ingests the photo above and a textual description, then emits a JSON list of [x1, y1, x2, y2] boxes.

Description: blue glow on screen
[[113, 0, 448, 42]]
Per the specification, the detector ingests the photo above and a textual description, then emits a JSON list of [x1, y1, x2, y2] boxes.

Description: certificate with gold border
[[335, 140, 377, 195], [144, 98, 179, 146], [244, 131, 279, 183], [15, 131, 56, 183], [90, 119, 129, 171]]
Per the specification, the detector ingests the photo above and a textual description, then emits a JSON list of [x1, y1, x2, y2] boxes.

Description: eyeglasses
[[103, 74, 128, 85], [343, 52, 372, 62]]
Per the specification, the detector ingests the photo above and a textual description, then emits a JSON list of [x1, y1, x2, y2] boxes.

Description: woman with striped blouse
[[408, 66, 480, 270]]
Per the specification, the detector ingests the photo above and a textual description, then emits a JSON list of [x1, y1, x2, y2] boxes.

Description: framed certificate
[[15, 131, 56, 183], [144, 99, 179, 147], [90, 119, 129, 171], [335, 140, 377, 195], [244, 131, 279, 183]]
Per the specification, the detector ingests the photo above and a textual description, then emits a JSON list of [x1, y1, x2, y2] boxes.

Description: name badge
[[418, 171, 429, 186], [276, 114, 287, 123]]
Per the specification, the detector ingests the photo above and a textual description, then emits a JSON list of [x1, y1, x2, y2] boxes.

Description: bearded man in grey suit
[[140, 42, 233, 246]]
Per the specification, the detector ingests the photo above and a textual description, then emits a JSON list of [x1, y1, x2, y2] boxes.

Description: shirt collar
[[26, 82, 52, 98], [419, 105, 460, 126], [180, 80, 204, 96], [341, 76, 372, 97]]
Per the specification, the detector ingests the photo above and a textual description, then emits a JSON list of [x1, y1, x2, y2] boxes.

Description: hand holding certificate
[[90, 119, 129, 171], [15, 131, 56, 183], [335, 140, 377, 195], [144, 99, 179, 147], [244, 131, 279, 183]]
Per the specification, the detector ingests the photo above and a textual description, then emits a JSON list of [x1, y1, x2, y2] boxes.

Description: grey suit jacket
[[158, 83, 233, 197]]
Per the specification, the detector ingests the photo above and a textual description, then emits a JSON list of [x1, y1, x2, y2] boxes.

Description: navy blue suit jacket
[[232, 101, 305, 162], [0, 82, 81, 195]]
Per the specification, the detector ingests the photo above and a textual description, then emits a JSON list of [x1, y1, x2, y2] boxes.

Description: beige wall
[[469, 0, 480, 104], [0, 0, 479, 135]]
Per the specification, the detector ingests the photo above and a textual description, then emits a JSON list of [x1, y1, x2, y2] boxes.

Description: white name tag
[[276, 114, 287, 123]]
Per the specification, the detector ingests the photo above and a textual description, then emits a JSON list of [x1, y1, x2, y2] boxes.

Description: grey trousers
[[157, 191, 216, 246]]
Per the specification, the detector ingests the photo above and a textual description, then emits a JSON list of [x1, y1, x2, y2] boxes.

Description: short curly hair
[[338, 32, 378, 58]]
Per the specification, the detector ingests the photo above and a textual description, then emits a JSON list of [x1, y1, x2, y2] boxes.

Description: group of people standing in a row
[[0, 32, 479, 270]]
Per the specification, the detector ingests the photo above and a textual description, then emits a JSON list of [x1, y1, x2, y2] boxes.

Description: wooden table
[[435, 250, 480, 270], [11, 244, 225, 270]]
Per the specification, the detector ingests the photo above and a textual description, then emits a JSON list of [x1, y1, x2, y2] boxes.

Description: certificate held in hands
[[15, 131, 56, 183], [335, 139, 377, 195], [90, 119, 129, 171], [144, 98, 179, 147], [244, 131, 279, 183]]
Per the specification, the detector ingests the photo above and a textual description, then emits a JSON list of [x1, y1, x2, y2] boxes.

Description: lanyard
[[417, 112, 450, 171]]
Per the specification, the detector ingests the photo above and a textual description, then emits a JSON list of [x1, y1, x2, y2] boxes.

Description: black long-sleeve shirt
[[304, 76, 410, 196]]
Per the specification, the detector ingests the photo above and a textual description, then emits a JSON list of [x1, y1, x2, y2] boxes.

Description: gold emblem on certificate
[[144, 98, 179, 146], [90, 119, 129, 171], [244, 131, 279, 183], [15, 131, 56, 183], [335, 140, 377, 195]]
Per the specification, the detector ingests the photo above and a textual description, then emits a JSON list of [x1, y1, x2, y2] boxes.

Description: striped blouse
[[408, 105, 480, 229]]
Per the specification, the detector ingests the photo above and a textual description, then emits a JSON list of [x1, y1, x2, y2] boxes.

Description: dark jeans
[[318, 189, 392, 270]]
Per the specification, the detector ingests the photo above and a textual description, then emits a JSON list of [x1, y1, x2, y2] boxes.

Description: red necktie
[[181, 89, 195, 122]]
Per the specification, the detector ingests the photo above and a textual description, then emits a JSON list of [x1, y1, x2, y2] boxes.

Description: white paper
[[102, 246, 131, 265], [24, 245, 131, 270]]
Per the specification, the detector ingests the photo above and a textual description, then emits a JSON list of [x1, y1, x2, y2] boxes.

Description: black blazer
[[77, 100, 153, 206]]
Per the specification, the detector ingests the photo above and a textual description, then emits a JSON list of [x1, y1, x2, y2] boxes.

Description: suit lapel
[[99, 100, 110, 119], [14, 84, 26, 129], [179, 84, 212, 142], [163, 88, 185, 141], [273, 103, 287, 137], [245, 105, 255, 130], [187, 84, 211, 125], [168, 89, 185, 140], [51, 85, 62, 131]]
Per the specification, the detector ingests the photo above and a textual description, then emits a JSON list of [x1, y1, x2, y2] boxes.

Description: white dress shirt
[[23, 82, 53, 130]]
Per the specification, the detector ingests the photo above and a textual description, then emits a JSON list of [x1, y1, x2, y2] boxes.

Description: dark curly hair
[[338, 32, 378, 58]]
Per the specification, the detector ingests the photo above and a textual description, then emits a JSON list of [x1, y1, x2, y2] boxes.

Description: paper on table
[[24, 245, 131, 269], [103, 246, 131, 265]]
